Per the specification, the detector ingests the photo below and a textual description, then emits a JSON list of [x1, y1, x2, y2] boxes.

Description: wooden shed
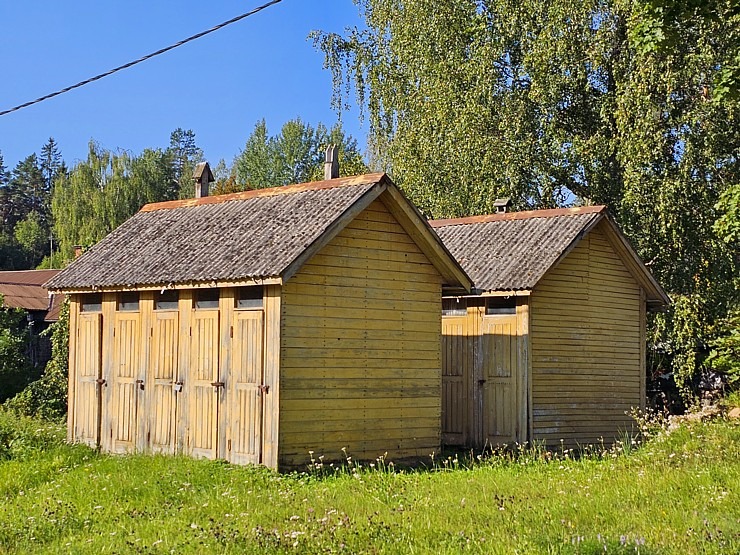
[[45, 173, 471, 469], [430, 206, 669, 450]]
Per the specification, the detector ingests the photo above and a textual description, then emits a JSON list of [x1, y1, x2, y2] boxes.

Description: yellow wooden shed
[[430, 206, 669, 450], [45, 173, 471, 469]]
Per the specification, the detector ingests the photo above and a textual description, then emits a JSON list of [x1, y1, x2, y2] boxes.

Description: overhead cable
[[0, 0, 284, 117]]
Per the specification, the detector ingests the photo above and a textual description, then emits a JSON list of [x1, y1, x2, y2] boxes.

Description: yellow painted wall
[[279, 197, 444, 468], [530, 221, 644, 447]]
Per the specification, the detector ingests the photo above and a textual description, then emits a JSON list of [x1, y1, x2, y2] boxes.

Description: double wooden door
[[442, 306, 522, 448], [185, 308, 265, 463]]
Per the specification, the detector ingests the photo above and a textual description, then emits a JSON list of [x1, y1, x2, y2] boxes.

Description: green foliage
[[315, 0, 740, 399], [13, 211, 47, 268], [0, 418, 737, 553], [708, 309, 740, 387], [0, 297, 34, 403], [51, 142, 180, 259], [0, 408, 66, 461], [233, 118, 367, 189], [4, 300, 69, 420], [629, 0, 740, 101]]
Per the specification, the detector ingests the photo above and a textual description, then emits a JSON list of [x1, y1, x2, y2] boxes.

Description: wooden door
[[148, 310, 180, 454], [188, 309, 220, 459], [108, 312, 142, 453], [74, 313, 103, 447], [227, 310, 264, 464], [442, 313, 477, 446], [480, 315, 518, 445]]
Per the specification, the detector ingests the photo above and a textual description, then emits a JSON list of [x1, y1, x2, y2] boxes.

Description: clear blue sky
[[0, 0, 365, 170]]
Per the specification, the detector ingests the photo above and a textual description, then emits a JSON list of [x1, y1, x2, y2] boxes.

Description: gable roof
[[430, 206, 669, 308], [45, 173, 471, 294], [0, 269, 63, 321]]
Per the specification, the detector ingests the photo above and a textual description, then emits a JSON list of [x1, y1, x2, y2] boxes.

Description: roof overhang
[[46, 276, 283, 295], [542, 211, 670, 310], [281, 175, 473, 293]]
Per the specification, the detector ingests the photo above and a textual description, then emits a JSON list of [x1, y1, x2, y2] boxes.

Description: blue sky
[[0, 0, 365, 170]]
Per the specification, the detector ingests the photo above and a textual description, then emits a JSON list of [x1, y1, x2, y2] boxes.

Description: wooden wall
[[67, 285, 280, 467], [279, 197, 444, 468], [529, 221, 644, 448]]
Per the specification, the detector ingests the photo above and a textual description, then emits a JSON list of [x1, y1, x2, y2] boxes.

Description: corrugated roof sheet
[[0, 270, 61, 320], [430, 207, 605, 292], [45, 175, 384, 291]]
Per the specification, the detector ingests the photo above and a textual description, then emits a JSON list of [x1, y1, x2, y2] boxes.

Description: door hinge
[[230, 326, 233, 338]]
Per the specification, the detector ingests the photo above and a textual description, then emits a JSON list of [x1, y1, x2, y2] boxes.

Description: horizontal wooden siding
[[530, 222, 643, 447], [279, 198, 443, 468]]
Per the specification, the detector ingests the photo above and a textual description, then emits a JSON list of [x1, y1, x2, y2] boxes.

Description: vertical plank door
[[188, 309, 220, 459], [227, 310, 264, 464], [480, 315, 518, 445], [148, 310, 179, 453], [74, 313, 103, 447], [109, 311, 142, 453], [441, 314, 476, 447]]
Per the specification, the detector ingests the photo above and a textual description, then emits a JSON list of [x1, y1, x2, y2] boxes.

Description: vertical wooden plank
[[67, 295, 79, 443], [262, 284, 281, 470], [177, 290, 193, 454], [640, 288, 647, 411], [138, 292, 153, 452], [100, 293, 116, 452], [516, 298, 531, 445], [219, 288, 235, 459]]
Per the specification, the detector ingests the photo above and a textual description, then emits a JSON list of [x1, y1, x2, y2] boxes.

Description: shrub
[[4, 300, 69, 419]]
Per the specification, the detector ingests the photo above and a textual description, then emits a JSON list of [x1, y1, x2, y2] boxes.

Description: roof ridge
[[429, 205, 606, 228], [141, 172, 388, 213]]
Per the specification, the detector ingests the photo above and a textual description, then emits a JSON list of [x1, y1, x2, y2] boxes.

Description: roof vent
[[493, 198, 512, 214], [324, 145, 339, 180], [193, 162, 215, 198]]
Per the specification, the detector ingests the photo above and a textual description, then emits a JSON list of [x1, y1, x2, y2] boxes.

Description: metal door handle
[[211, 381, 225, 389]]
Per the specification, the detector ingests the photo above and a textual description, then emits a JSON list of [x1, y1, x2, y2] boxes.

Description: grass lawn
[[0, 410, 738, 554]]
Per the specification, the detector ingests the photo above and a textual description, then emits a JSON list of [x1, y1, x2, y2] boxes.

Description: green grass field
[[0, 410, 738, 554]]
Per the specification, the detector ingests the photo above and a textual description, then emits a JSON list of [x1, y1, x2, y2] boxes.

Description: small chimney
[[324, 145, 339, 180], [73, 245, 83, 259], [493, 198, 512, 214], [193, 162, 215, 198]]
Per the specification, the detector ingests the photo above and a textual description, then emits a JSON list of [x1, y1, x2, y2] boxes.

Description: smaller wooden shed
[[430, 207, 669, 450], [45, 173, 470, 469]]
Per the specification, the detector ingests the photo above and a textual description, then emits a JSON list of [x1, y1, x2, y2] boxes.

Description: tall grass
[[0, 408, 738, 554]]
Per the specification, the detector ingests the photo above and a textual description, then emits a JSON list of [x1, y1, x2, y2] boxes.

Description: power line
[[0, 0, 284, 118]]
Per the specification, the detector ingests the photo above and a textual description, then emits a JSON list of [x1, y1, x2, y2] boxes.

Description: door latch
[[136, 379, 144, 391], [478, 379, 487, 386], [174, 382, 183, 393], [258, 384, 270, 396], [211, 381, 225, 389], [95, 378, 106, 386]]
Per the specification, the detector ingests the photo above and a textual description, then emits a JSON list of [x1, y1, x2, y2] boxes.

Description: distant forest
[[0, 120, 366, 271]]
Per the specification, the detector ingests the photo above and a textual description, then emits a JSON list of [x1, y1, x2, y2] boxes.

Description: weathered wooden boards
[[280, 200, 444, 468]]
